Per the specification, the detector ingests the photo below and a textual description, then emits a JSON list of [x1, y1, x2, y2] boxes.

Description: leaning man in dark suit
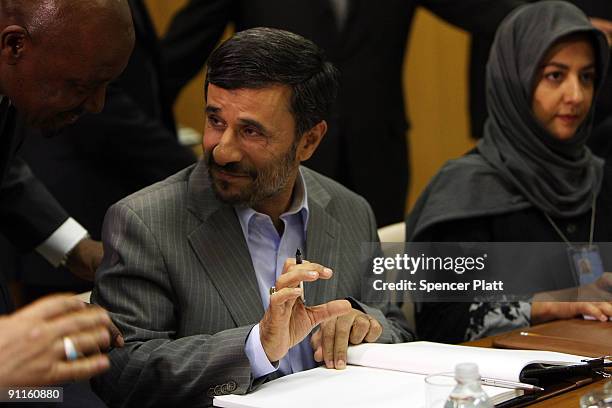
[[92, 27, 412, 407]]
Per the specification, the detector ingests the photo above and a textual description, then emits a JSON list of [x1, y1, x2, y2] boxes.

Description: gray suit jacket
[[92, 160, 412, 407]]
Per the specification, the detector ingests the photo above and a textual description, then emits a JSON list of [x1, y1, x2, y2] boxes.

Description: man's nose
[[212, 129, 243, 166]]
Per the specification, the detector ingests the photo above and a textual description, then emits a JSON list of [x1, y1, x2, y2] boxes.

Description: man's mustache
[[205, 151, 257, 178]]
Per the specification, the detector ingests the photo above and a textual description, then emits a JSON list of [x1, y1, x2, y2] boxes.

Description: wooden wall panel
[[404, 9, 475, 210]]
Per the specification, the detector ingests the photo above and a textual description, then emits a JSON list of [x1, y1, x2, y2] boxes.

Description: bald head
[[0, 0, 134, 129], [1, 0, 133, 43]]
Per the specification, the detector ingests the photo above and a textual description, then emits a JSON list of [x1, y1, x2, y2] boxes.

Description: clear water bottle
[[444, 363, 493, 408]]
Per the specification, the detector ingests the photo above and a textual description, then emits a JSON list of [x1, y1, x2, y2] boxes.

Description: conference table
[[466, 318, 611, 407]]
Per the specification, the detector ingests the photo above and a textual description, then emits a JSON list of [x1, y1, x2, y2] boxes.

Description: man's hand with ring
[[311, 309, 382, 369], [0, 294, 116, 386], [259, 258, 352, 363]]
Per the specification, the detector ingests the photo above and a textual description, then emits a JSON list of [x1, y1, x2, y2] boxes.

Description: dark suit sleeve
[[92, 202, 266, 408], [0, 156, 68, 250], [421, 0, 524, 33], [161, 0, 234, 102], [351, 197, 414, 344]]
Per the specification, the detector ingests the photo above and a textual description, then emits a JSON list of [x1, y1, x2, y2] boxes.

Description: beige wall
[[404, 10, 476, 210], [145, 1, 475, 213]]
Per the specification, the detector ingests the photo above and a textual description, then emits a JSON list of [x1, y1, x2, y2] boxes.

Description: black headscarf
[[478, 0, 609, 218], [407, 1, 609, 240]]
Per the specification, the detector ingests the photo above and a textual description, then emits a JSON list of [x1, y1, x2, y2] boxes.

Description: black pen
[[296, 248, 306, 304]]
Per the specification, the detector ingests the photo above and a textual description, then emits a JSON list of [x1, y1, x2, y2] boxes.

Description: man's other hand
[[66, 238, 103, 281], [311, 309, 382, 369], [86, 303, 124, 348]]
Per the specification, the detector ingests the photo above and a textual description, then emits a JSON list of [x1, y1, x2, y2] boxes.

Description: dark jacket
[[409, 153, 612, 343], [0, 99, 69, 313], [12, 0, 196, 291]]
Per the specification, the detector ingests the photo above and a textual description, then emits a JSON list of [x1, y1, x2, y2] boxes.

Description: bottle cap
[[455, 362, 480, 381]]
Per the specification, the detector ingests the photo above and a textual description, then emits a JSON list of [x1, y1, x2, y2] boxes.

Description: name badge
[[567, 245, 604, 286]]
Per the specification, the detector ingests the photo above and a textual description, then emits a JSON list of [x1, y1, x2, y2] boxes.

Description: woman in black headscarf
[[407, 1, 612, 343]]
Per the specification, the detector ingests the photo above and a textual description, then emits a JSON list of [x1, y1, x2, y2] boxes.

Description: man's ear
[[297, 120, 327, 162], [0, 26, 29, 65]]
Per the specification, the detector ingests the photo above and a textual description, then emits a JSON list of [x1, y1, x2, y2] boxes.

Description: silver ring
[[269, 286, 277, 296], [63, 336, 79, 361]]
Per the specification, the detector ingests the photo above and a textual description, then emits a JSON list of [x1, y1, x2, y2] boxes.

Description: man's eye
[[241, 127, 261, 137], [207, 116, 224, 128]]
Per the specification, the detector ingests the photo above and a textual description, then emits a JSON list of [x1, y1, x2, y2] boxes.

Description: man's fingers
[[349, 314, 370, 345], [364, 317, 383, 343], [313, 345, 323, 362], [87, 304, 124, 348], [310, 328, 321, 348], [310, 328, 324, 362], [19, 294, 85, 321], [281, 258, 297, 274], [109, 321, 125, 348], [321, 319, 336, 369], [276, 263, 333, 290], [54, 328, 111, 358], [52, 355, 110, 384], [269, 287, 302, 310], [276, 268, 323, 290], [307, 300, 351, 327], [333, 316, 353, 369], [48, 308, 113, 339]]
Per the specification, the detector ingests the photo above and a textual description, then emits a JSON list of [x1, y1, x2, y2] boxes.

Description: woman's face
[[532, 37, 596, 140]]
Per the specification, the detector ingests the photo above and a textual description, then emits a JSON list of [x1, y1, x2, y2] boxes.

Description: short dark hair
[[205, 27, 339, 136]]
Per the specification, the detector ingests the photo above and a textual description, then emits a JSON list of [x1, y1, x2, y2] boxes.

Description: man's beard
[[205, 141, 299, 207]]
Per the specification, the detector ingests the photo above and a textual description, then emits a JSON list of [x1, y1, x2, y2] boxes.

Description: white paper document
[[346, 341, 587, 382], [214, 365, 521, 408], [213, 341, 589, 408]]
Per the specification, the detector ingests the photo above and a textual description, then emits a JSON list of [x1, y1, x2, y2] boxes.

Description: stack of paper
[[213, 341, 589, 408]]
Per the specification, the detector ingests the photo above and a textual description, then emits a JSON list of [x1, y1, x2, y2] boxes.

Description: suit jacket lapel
[[186, 161, 264, 327], [303, 169, 341, 306]]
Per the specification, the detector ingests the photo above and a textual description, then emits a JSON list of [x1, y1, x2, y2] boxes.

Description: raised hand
[[259, 259, 351, 363]]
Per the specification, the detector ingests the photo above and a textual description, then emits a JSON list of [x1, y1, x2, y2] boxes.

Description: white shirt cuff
[[245, 324, 278, 379], [35, 218, 89, 267]]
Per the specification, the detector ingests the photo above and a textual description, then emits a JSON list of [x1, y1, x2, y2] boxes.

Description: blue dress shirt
[[237, 169, 316, 379]]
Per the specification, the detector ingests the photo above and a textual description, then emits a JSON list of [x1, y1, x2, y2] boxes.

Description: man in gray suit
[[92, 28, 412, 407]]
